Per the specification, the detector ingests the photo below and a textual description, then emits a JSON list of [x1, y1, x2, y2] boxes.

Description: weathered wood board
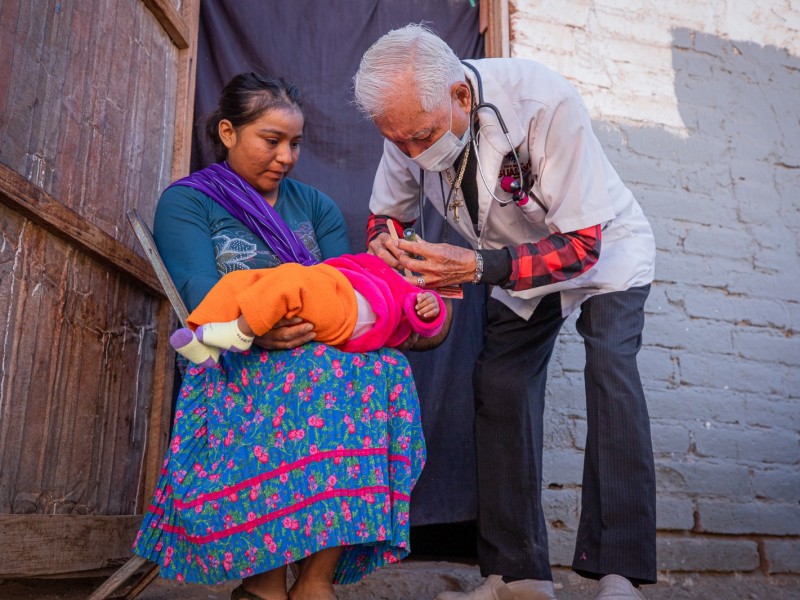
[[0, 0, 199, 576]]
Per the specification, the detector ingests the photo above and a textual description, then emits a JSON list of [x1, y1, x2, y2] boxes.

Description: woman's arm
[[153, 186, 222, 312]]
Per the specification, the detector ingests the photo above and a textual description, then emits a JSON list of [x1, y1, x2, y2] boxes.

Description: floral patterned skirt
[[133, 343, 425, 585]]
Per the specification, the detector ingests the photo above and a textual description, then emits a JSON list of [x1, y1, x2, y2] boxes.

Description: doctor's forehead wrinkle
[[379, 110, 444, 145], [389, 126, 434, 145]]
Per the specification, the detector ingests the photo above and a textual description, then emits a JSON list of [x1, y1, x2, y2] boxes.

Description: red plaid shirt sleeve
[[504, 225, 602, 291], [366, 213, 415, 244]]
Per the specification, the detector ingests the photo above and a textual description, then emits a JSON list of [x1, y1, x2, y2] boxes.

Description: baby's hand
[[415, 292, 440, 321]]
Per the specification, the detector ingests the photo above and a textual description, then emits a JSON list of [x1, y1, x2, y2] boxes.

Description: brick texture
[[763, 540, 800, 574], [512, 0, 800, 575]]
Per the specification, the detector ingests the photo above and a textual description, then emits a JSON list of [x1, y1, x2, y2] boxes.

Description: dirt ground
[[2, 561, 799, 600]]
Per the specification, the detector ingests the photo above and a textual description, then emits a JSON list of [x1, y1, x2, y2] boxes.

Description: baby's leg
[[196, 316, 254, 353], [170, 328, 220, 367]]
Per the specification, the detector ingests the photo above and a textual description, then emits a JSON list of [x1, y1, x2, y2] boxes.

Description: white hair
[[353, 23, 465, 119]]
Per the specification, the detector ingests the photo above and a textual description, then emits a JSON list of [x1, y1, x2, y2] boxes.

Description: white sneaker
[[594, 575, 646, 599], [434, 574, 556, 600]]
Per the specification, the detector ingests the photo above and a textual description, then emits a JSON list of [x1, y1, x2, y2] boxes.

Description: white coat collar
[[462, 60, 526, 242], [463, 59, 526, 150]]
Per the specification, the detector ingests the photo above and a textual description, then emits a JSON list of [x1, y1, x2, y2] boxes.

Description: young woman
[[133, 72, 441, 600]]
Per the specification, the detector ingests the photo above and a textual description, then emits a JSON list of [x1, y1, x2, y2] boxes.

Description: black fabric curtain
[[191, 0, 486, 525]]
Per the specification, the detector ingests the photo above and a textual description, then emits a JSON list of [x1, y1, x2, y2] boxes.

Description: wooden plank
[[141, 299, 175, 505], [0, 164, 165, 298], [141, 0, 189, 49], [481, 0, 510, 58], [128, 209, 190, 325], [127, 209, 186, 509], [123, 563, 161, 599], [0, 515, 142, 577], [171, 0, 201, 179], [86, 555, 150, 600]]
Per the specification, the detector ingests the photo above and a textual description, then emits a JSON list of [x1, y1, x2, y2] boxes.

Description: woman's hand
[[397, 331, 420, 351], [394, 238, 476, 289], [252, 317, 316, 350]]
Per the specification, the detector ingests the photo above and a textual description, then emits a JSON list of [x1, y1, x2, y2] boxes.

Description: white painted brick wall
[[511, 0, 800, 574]]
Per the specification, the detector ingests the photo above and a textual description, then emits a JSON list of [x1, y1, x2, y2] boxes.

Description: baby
[[171, 253, 446, 366]]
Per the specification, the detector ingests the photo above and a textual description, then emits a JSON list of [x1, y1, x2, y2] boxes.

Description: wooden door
[[0, 0, 199, 576]]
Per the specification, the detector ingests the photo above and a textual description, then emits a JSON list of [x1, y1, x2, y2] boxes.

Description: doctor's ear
[[451, 82, 472, 111]]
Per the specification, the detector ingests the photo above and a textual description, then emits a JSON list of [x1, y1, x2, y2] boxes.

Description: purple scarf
[[168, 162, 318, 266]]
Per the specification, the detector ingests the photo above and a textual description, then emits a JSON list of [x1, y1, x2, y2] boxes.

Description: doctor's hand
[[394, 238, 477, 289], [252, 317, 316, 350], [367, 232, 405, 270]]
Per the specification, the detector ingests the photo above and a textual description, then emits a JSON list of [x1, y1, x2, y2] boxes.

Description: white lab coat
[[368, 58, 655, 319]]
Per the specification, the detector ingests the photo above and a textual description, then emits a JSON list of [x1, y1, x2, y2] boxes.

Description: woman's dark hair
[[205, 72, 304, 162]]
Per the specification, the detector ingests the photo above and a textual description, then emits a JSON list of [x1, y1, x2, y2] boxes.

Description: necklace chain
[[443, 89, 477, 224], [444, 141, 470, 199]]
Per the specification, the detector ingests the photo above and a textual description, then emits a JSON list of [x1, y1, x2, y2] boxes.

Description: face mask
[[411, 104, 469, 172]]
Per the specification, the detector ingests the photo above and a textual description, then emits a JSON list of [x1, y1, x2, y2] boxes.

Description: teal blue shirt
[[153, 177, 351, 312]]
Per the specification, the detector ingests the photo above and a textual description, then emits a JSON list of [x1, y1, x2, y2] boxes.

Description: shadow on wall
[[586, 26, 800, 385], [542, 29, 800, 571]]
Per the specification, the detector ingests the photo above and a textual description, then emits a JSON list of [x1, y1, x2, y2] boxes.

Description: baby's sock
[[196, 319, 254, 353], [170, 328, 220, 367]]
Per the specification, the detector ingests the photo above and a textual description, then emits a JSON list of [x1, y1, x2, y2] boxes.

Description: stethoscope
[[417, 61, 545, 240]]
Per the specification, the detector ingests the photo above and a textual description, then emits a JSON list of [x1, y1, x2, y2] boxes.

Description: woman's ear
[[218, 119, 236, 149]]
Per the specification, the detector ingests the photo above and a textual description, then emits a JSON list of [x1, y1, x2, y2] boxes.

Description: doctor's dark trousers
[[472, 285, 656, 584]]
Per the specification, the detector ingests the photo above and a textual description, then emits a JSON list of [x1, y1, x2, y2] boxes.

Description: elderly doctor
[[353, 24, 657, 600]]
